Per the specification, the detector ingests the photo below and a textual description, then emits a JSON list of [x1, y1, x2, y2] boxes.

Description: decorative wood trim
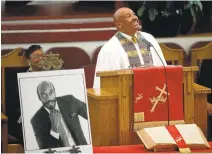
[[194, 83, 211, 94], [96, 66, 199, 77], [190, 42, 212, 52], [1, 30, 117, 44], [87, 88, 118, 100], [190, 42, 212, 66], [2, 29, 211, 45], [2, 22, 114, 30], [1, 48, 28, 67], [177, 32, 212, 37], [2, 13, 113, 21]]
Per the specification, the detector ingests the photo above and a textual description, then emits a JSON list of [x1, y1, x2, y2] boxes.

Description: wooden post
[[1, 113, 8, 153]]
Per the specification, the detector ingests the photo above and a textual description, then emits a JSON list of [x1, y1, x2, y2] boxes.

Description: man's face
[[29, 49, 44, 68], [38, 82, 56, 110], [117, 8, 140, 34]]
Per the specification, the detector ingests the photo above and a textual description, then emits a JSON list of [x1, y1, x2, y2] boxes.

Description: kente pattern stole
[[116, 32, 153, 68]]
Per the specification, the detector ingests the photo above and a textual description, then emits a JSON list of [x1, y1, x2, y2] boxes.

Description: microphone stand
[[147, 43, 170, 126]]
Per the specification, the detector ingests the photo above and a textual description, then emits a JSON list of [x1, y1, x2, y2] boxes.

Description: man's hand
[[49, 109, 62, 133], [207, 102, 212, 116]]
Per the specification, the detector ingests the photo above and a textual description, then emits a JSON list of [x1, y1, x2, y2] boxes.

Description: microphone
[[141, 37, 153, 47], [141, 36, 170, 126]]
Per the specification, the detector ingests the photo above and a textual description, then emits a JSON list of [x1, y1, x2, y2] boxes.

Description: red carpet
[[93, 142, 212, 153]]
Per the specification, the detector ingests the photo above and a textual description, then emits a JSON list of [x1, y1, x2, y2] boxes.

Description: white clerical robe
[[93, 31, 167, 88]]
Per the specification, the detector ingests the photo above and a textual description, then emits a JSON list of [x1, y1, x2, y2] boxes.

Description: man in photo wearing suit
[[31, 81, 88, 149]]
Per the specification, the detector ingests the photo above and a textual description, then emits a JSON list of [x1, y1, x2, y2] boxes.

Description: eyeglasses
[[30, 54, 44, 59]]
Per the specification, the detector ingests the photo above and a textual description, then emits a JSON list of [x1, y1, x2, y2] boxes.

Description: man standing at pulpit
[[93, 7, 167, 88]]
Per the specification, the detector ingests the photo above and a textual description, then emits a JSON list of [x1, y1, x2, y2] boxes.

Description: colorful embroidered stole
[[116, 32, 153, 68]]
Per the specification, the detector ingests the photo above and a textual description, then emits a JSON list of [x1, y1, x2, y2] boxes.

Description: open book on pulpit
[[137, 124, 210, 152]]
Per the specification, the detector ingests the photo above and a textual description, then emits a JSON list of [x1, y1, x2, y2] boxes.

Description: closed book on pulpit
[[137, 124, 210, 152]]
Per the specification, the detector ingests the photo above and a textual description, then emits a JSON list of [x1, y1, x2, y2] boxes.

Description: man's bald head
[[113, 7, 140, 36], [113, 7, 132, 22], [37, 81, 56, 110], [37, 81, 54, 93]]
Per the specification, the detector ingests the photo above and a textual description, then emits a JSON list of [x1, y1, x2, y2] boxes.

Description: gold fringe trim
[[134, 112, 144, 122], [179, 148, 191, 153]]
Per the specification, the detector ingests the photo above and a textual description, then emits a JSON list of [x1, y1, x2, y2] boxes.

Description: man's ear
[[115, 21, 122, 29]]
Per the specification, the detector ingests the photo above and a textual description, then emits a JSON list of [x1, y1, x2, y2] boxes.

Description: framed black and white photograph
[[17, 69, 93, 153]]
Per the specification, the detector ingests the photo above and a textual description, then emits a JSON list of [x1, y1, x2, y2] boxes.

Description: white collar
[[44, 101, 59, 113], [120, 32, 138, 40]]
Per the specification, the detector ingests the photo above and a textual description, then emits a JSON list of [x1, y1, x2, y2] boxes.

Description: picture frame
[[17, 69, 93, 153]]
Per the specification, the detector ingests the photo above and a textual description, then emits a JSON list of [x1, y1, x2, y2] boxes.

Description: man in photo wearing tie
[[93, 7, 167, 88], [31, 81, 88, 149]]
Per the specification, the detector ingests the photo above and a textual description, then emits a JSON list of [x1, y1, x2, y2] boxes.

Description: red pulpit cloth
[[133, 66, 184, 131]]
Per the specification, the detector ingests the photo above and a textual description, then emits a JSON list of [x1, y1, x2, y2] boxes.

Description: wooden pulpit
[[87, 66, 211, 146]]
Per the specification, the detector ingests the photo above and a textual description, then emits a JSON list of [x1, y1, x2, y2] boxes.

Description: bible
[[137, 124, 210, 152]]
